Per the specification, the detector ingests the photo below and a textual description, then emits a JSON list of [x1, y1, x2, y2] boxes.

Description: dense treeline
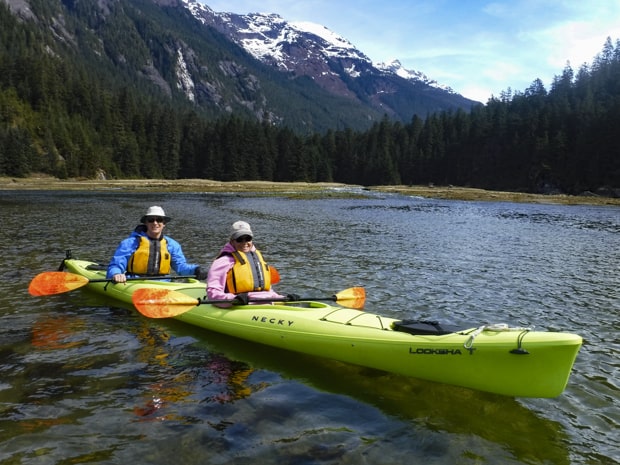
[[0, 1, 618, 194]]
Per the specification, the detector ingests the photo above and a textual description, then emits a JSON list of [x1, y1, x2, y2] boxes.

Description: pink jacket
[[206, 242, 284, 303]]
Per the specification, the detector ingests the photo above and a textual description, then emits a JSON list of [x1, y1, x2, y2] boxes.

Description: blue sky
[[201, 1, 620, 103]]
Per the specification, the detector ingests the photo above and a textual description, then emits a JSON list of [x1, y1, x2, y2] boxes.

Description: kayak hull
[[175, 305, 581, 398], [62, 259, 582, 398]]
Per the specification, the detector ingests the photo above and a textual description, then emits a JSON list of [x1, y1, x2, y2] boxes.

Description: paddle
[[28, 271, 199, 296], [30, 265, 281, 297], [131, 287, 366, 318]]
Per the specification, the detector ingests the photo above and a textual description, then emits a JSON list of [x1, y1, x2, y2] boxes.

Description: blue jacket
[[107, 225, 197, 278]]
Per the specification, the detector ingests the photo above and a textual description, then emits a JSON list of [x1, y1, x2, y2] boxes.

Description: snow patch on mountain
[[289, 20, 369, 60], [375, 59, 455, 93], [226, 13, 371, 75]]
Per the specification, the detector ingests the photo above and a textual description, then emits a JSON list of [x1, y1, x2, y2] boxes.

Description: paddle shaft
[[196, 295, 337, 305], [97, 275, 197, 283]]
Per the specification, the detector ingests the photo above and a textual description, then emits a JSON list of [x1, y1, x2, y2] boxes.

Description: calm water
[[0, 188, 618, 464]]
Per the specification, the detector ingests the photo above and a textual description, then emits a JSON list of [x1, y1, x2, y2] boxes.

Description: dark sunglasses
[[146, 217, 165, 223], [235, 235, 253, 243]]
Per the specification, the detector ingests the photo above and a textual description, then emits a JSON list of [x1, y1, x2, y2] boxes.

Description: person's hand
[[234, 292, 250, 305], [112, 273, 126, 283], [194, 266, 208, 280], [287, 293, 301, 301]]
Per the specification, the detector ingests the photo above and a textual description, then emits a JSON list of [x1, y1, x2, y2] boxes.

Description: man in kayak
[[207, 221, 298, 305], [107, 206, 208, 283]]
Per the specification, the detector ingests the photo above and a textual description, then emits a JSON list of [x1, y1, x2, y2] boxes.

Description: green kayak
[[33, 258, 582, 398]]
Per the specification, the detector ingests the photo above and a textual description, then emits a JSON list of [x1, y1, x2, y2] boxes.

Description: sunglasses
[[146, 217, 165, 223], [235, 235, 253, 243]]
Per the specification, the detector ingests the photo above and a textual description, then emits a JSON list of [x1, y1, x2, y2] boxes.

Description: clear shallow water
[[0, 189, 618, 464]]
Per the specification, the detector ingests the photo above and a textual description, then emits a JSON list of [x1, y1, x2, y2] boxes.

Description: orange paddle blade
[[270, 266, 281, 284], [132, 288, 200, 318], [29, 272, 89, 296], [334, 287, 366, 309]]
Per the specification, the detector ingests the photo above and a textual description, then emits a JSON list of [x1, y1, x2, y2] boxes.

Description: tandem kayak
[[32, 257, 582, 398]]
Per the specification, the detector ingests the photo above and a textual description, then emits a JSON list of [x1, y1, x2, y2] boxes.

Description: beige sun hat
[[229, 221, 253, 240], [140, 206, 171, 223]]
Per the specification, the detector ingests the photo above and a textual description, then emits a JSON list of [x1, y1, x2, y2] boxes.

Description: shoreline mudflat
[[367, 185, 620, 206], [1, 177, 618, 206]]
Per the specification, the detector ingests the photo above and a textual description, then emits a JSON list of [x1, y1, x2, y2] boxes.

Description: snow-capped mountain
[[2, 0, 477, 131], [183, 1, 475, 117]]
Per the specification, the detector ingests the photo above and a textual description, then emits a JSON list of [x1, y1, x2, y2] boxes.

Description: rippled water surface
[[1, 189, 618, 464]]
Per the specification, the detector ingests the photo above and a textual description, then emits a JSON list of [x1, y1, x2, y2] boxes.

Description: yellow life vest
[[127, 236, 171, 275], [225, 250, 272, 293]]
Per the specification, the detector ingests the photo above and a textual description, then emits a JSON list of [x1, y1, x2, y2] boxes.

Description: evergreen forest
[[1, 2, 619, 195]]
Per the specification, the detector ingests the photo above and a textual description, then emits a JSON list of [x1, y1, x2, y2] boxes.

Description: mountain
[[1, 0, 478, 132], [185, 1, 479, 120]]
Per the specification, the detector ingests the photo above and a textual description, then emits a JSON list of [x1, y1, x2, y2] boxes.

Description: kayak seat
[[392, 320, 464, 335]]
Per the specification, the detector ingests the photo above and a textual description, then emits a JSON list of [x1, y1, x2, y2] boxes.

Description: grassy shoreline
[[1, 176, 618, 206]]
